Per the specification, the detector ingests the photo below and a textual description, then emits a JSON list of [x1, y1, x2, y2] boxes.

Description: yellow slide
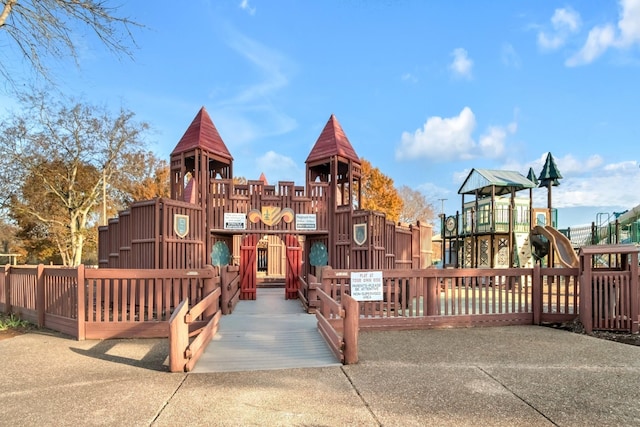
[[532, 225, 579, 268]]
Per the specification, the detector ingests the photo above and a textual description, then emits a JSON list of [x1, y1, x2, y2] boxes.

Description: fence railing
[[1, 265, 219, 340], [315, 282, 359, 364], [169, 286, 222, 372], [317, 265, 581, 331]]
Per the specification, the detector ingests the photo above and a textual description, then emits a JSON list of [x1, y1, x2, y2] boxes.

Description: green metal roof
[[527, 167, 539, 185], [538, 152, 562, 187], [458, 168, 536, 196]]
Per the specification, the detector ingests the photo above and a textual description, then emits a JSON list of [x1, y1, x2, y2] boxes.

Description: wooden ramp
[[192, 288, 341, 373]]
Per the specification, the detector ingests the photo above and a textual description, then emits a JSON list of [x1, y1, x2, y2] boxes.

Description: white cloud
[[566, 24, 616, 66], [395, 108, 517, 162], [603, 160, 639, 172], [618, 0, 640, 46], [537, 7, 582, 50], [479, 126, 508, 158], [449, 48, 473, 79], [255, 151, 303, 184], [239, 0, 256, 15], [511, 153, 638, 210], [401, 72, 418, 83], [501, 43, 521, 68], [566, 0, 640, 66], [396, 107, 476, 161]]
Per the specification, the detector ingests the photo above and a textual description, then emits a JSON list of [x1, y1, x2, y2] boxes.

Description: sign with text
[[224, 212, 246, 230], [350, 271, 383, 301], [295, 214, 317, 231]]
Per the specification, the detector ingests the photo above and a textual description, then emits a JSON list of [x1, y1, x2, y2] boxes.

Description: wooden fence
[[98, 198, 206, 269], [0, 265, 237, 340], [317, 265, 582, 331]]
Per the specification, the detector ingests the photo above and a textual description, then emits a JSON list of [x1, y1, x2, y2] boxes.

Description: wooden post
[[37, 264, 45, 328], [77, 264, 86, 340], [532, 264, 541, 325], [2, 265, 10, 314], [220, 265, 230, 315], [580, 253, 593, 334], [203, 266, 217, 318], [426, 276, 438, 316], [342, 293, 359, 365], [630, 251, 639, 333]]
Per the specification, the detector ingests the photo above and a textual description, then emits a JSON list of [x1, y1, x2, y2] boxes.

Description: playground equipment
[[439, 159, 584, 269], [441, 168, 544, 268], [98, 108, 432, 300], [532, 225, 579, 268]]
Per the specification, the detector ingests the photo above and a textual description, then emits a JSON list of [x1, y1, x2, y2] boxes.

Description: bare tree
[[398, 185, 436, 226], [0, 0, 141, 88]]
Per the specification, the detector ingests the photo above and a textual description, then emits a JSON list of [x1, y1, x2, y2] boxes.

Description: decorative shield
[[261, 206, 281, 226], [174, 214, 189, 238], [353, 223, 367, 246]]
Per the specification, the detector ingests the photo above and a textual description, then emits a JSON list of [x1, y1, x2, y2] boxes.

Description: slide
[[532, 225, 579, 268]]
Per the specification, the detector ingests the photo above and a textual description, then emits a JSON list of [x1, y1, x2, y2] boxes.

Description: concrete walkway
[[2, 325, 640, 426], [193, 288, 341, 372]]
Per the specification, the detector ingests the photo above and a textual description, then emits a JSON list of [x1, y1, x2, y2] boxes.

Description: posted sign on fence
[[350, 271, 383, 301]]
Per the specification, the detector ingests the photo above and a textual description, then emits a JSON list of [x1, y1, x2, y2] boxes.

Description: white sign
[[350, 271, 383, 301], [295, 214, 317, 231], [224, 213, 246, 230]]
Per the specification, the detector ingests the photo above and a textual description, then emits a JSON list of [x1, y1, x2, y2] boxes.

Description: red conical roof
[[306, 114, 359, 164], [259, 172, 268, 185], [171, 107, 233, 161]]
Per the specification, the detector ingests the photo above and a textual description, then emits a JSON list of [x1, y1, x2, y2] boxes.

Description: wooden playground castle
[[98, 108, 432, 300]]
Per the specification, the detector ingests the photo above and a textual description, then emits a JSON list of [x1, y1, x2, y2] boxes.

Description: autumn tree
[[0, 218, 26, 263], [110, 150, 170, 213], [0, 0, 141, 90], [0, 93, 150, 266], [360, 159, 403, 223], [398, 185, 436, 225]]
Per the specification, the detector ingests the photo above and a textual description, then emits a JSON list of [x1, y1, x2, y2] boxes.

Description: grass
[[0, 313, 31, 331]]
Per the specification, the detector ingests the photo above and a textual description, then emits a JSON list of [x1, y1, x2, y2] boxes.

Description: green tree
[[398, 185, 436, 225], [360, 159, 403, 223], [0, 0, 141, 89], [0, 94, 150, 266]]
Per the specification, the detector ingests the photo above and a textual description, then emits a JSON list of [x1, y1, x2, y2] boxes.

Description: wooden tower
[[170, 107, 234, 264], [305, 114, 362, 269]]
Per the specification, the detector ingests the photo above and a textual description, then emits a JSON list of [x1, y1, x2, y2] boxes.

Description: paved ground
[[1, 325, 640, 426]]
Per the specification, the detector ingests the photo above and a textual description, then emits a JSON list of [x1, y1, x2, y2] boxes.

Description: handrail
[[315, 279, 359, 365], [168, 286, 222, 373]]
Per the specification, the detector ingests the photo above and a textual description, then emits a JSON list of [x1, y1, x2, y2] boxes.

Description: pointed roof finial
[[259, 172, 268, 185], [527, 167, 539, 185], [306, 114, 359, 164], [538, 152, 562, 187], [171, 107, 233, 161]]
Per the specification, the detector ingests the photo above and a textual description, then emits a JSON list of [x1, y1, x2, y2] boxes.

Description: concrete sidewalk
[[1, 326, 640, 426]]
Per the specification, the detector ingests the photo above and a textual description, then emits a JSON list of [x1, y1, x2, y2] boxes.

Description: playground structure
[[3, 118, 639, 369], [439, 162, 639, 270], [98, 107, 432, 302], [441, 167, 563, 269]]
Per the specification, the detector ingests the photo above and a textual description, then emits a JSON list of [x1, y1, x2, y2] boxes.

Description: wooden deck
[[192, 287, 341, 373]]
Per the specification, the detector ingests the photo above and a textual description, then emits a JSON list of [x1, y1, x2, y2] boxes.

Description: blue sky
[[3, 0, 640, 228]]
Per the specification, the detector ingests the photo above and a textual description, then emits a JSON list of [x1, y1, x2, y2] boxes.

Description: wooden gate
[[285, 235, 301, 299], [240, 234, 258, 300]]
